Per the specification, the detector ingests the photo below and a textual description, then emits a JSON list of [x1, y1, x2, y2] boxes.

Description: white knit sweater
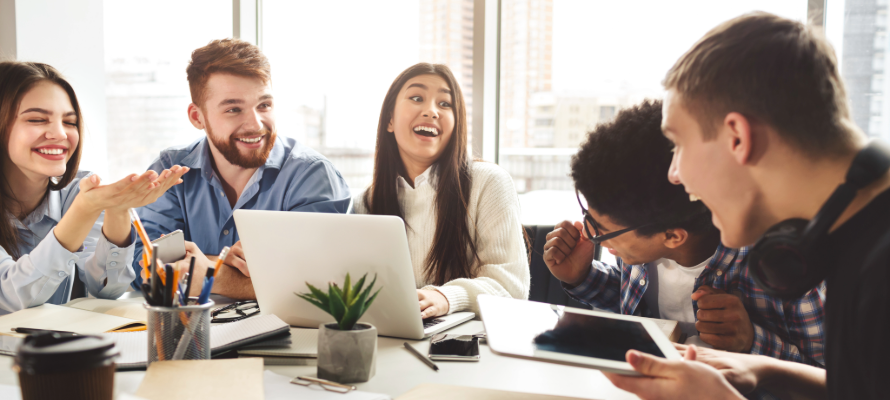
[[352, 161, 530, 314]]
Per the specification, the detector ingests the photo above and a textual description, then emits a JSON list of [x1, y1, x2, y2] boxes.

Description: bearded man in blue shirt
[[132, 39, 350, 299]]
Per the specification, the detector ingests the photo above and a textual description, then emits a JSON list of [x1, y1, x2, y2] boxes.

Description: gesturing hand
[[604, 346, 744, 400], [418, 289, 450, 319], [223, 241, 249, 277], [78, 166, 189, 212], [542, 220, 596, 287], [692, 286, 754, 353]]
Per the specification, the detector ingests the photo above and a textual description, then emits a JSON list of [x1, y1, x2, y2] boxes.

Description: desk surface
[[0, 295, 637, 400]]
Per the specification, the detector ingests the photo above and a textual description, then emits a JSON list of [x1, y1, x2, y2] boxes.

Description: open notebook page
[[0, 304, 140, 337]]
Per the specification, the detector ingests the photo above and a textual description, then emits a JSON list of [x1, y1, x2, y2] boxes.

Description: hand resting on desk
[[224, 241, 249, 277], [173, 241, 256, 300]]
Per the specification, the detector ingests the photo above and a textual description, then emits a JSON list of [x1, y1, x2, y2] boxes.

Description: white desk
[[0, 295, 638, 399]]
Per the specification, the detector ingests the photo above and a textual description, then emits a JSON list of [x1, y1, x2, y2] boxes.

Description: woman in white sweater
[[354, 63, 529, 318]]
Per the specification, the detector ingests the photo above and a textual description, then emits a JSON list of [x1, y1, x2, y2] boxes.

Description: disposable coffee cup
[[14, 332, 119, 400]]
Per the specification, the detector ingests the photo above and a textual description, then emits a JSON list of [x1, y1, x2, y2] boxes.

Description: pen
[[164, 264, 174, 307], [184, 257, 196, 302], [12, 327, 78, 336], [403, 342, 438, 371], [178, 282, 186, 306], [197, 267, 216, 305], [140, 283, 155, 306], [150, 244, 161, 304]]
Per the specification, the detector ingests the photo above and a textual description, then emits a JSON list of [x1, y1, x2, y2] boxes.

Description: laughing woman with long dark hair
[[354, 63, 529, 318], [0, 61, 186, 314]]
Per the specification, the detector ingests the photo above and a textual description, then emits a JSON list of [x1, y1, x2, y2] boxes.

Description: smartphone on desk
[[151, 230, 186, 263], [428, 333, 481, 361]]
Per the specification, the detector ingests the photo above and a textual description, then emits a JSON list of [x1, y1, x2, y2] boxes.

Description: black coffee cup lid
[[15, 332, 119, 374]]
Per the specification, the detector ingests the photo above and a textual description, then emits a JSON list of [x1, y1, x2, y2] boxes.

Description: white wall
[[11, 0, 108, 177]]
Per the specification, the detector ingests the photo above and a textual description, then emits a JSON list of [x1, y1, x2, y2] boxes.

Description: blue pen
[[178, 282, 186, 306], [197, 267, 216, 304]]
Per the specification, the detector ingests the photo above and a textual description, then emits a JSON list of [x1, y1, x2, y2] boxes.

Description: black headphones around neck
[[749, 140, 890, 300]]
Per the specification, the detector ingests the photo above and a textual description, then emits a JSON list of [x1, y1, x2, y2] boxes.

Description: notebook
[[0, 299, 147, 337], [135, 358, 264, 400], [108, 314, 291, 370], [236, 327, 318, 358]]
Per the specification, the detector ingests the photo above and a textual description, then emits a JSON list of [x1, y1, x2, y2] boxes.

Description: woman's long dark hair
[[362, 63, 479, 286], [0, 62, 84, 259]]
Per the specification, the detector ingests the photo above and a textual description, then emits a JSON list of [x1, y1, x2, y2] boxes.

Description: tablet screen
[[533, 310, 665, 361]]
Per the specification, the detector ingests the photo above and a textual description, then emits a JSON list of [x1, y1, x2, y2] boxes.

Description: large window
[[261, 0, 474, 190], [835, 0, 890, 142], [498, 0, 808, 230], [103, 1, 232, 181]]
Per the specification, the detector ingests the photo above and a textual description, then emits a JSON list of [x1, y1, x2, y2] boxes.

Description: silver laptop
[[233, 210, 474, 340]]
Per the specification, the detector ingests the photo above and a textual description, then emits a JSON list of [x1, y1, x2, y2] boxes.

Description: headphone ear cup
[[749, 219, 818, 300]]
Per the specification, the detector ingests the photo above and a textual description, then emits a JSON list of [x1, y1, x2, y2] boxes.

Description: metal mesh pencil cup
[[144, 299, 214, 366]]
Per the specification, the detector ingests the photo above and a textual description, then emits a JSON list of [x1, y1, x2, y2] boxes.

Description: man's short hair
[[664, 12, 857, 157], [571, 99, 713, 237], [186, 38, 271, 107]]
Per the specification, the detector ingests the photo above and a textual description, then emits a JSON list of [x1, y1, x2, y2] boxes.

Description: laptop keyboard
[[423, 318, 446, 329]]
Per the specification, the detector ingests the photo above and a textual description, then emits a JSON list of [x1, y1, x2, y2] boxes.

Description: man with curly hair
[[543, 100, 825, 395]]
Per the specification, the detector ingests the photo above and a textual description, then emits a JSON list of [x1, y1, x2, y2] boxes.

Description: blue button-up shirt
[[132, 136, 351, 287], [0, 172, 136, 314]]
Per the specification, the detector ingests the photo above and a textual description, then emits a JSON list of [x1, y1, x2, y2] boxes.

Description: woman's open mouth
[[413, 126, 439, 138]]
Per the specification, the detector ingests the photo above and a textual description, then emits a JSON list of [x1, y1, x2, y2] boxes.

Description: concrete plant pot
[[317, 323, 377, 383]]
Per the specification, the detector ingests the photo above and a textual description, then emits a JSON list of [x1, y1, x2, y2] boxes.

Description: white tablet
[[478, 295, 681, 375]]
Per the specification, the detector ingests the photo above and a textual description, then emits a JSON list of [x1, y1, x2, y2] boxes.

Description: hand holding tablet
[[478, 295, 681, 376]]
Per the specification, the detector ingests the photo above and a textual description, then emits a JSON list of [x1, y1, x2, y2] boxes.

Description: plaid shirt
[[563, 244, 825, 368]]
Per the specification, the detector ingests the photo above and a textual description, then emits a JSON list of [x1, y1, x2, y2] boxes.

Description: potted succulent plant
[[296, 273, 381, 383]]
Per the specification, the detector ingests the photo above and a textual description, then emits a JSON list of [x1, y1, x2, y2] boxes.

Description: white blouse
[[353, 162, 530, 314]]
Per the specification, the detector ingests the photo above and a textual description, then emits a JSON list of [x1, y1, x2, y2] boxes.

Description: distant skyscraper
[[500, 0, 553, 148], [419, 0, 475, 136], [843, 0, 890, 140]]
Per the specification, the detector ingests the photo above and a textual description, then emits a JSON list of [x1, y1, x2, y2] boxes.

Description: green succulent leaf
[[294, 272, 382, 330], [294, 293, 327, 313], [342, 273, 352, 304], [349, 274, 368, 307], [362, 287, 383, 315], [305, 283, 330, 308], [329, 284, 347, 322]]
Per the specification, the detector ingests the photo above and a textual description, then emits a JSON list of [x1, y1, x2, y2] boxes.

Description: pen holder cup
[[144, 299, 214, 366]]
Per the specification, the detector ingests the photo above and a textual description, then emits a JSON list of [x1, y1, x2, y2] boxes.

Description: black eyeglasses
[[211, 300, 260, 323], [576, 189, 657, 243]]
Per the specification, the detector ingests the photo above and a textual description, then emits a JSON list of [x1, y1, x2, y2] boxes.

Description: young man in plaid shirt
[[543, 100, 825, 374]]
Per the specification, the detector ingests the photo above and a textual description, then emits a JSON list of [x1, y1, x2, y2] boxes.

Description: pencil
[[214, 246, 231, 271], [129, 209, 152, 260], [404, 342, 439, 371]]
